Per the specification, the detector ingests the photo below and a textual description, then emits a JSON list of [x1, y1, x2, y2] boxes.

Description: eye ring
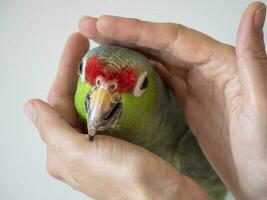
[[95, 76, 105, 87], [96, 78, 101, 86], [133, 71, 148, 97], [78, 61, 83, 75], [140, 77, 148, 90], [78, 59, 86, 82]]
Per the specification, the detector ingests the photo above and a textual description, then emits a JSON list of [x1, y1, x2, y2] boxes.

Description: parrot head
[[75, 45, 156, 140]]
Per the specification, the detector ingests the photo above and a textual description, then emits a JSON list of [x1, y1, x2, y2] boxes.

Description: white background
[[1, 0, 266, 199]]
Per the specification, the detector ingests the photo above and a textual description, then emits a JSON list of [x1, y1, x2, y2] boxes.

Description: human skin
[[25, 1, 266, 200]]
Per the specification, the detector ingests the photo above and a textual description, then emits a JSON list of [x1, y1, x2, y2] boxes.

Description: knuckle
[[131, 17, 142, 25], [39, 130, 49, 143], [47, 89, 57, 104], [46, 161, 59, 179], [238, 47, 267, 61], [47, 89, 62, 107], [164, 23, 186, 51], [171, 23, 186, 32], [34, 116, 50, 144], [132, 18, 143, 43]]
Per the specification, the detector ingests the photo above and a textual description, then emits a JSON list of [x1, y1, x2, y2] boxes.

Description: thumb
[[236, 2, 266, 60], [236, 2, 267, 101], [24, 99, 83, 152]]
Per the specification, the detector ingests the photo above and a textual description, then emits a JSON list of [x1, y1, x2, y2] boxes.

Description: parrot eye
[[109, 82, 118, 92], [78, 59, 86, 82], [140, 77, 148, 90], [133, 71, 148, 97], [78, 61, 83, 75]]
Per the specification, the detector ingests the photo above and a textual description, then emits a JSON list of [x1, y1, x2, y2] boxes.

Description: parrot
[[74, 45, 226, 199]]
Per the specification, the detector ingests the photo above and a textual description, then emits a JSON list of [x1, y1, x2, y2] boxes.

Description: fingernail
[[254, 4, 266, 32], [24, 102, 37, 123]]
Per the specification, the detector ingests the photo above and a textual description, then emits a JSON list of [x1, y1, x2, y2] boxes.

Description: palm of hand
[[184, 48, 267, 198], [158, 14, 267, 200]]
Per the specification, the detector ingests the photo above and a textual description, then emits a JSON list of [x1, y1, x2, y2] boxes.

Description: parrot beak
[[85, 85, 122, 141]]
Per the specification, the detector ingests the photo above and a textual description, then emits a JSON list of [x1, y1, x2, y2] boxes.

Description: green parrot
[[74, 45, 226, 199]]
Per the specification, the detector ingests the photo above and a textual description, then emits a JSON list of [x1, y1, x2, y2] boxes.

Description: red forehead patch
[[85, 56, 138, 93]]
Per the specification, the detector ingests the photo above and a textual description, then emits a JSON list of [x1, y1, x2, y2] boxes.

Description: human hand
[[24, 33, 210, 200], [79, 2, 267, 200]]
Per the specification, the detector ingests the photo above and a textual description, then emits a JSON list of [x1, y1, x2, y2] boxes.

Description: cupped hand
[[24, 33, 210, 200], [79, 2, 267, 200]]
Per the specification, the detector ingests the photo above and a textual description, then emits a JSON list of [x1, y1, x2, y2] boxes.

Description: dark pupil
[[78, 61, 83, 75], [140, 77, 148, 90]]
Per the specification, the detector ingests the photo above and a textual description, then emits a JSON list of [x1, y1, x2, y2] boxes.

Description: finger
[[236, 2, 267, 102], [48, 33, 89, 126], [136, 46, 191, 69], [91, 16, 221, 64], [24, 99, 86, 155], [79, 17, 192, 69], [236, 2, 266, 60], [24, 99, 209, 200], [79, 16, 143, 47], [79, 17, 115, 44]]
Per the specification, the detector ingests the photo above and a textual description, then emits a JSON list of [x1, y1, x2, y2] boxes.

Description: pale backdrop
[[1, 0, 266, 199]]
